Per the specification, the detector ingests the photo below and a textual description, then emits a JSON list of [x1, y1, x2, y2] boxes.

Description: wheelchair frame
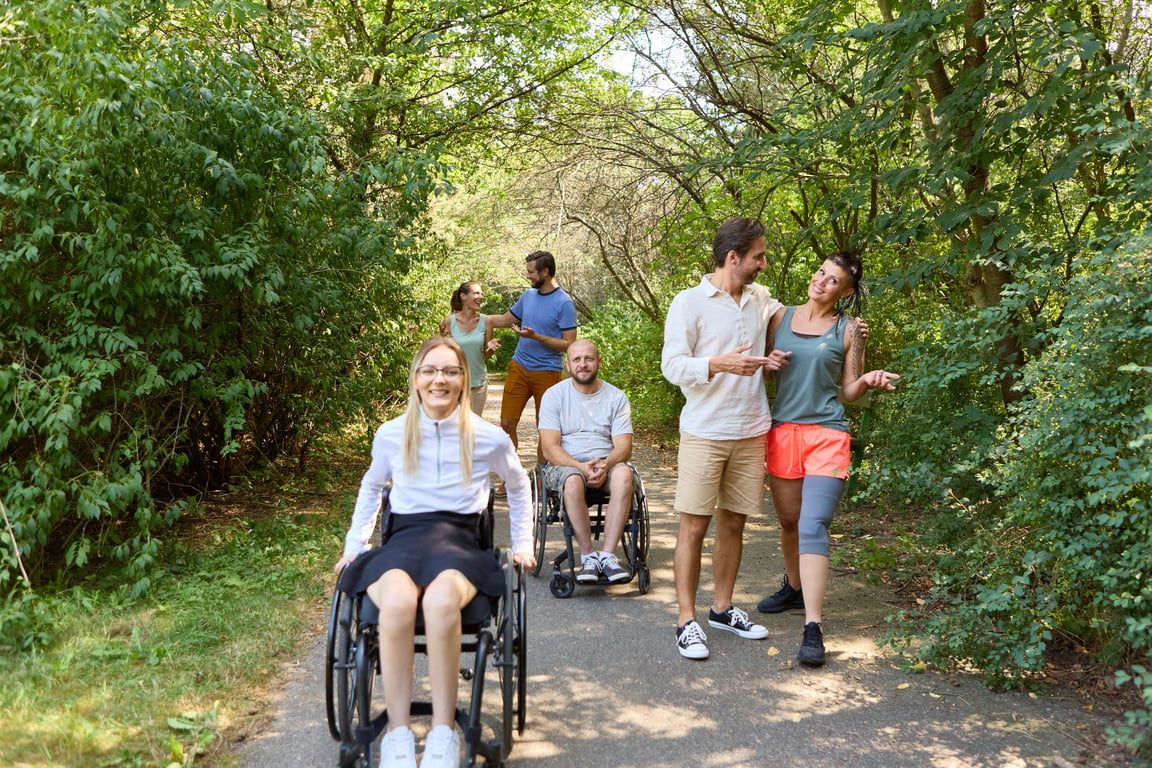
[[325, 493, 527, 768], [529, 463, 651, 598]]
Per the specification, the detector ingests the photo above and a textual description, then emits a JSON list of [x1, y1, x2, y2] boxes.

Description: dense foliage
[[0, 1, 433, 593]]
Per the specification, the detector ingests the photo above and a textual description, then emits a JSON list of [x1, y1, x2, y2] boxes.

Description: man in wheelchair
[[537, 339, 634, 584], [334, 337, 535, 768]]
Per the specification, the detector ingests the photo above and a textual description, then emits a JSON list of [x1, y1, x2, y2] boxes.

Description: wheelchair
[[325, 491, 527, 768], [529, 462, 650, 598]]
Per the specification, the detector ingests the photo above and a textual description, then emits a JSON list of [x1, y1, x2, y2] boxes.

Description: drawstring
[[434, 421, 442, 483]]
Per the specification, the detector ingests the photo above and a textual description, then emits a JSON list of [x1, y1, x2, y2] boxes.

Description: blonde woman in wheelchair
[[335, 337, 536, 768]]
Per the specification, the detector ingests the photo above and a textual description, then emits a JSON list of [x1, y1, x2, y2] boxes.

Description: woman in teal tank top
[[758, 253, 900, 667], [439, 281, 500, 416]]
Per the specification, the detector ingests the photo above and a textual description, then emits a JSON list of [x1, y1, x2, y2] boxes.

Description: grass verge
[[0, 456, 361, 768]]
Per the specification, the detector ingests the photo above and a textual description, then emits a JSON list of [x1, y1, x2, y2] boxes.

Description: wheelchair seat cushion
[[338, 511, 504, 598]]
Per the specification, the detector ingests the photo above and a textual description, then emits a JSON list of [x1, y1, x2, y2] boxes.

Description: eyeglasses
[[415, 365, 465, 381]]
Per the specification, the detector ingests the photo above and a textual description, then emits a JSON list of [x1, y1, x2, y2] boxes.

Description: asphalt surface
[[232, 380, 1114, 768]]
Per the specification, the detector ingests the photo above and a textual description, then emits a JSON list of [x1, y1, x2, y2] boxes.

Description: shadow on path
[[233, 377, 1115, 768]]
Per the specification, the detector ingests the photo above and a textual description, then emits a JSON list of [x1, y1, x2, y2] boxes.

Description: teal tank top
[[770, 306, 849, 432], [449, 314, 487, 388]]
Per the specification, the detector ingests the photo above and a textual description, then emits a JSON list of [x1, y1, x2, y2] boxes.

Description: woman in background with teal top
[[758, 252, 899, 667], [440, 281, 500, 415]]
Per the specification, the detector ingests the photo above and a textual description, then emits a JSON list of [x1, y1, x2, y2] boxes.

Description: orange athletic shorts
[[765, 423, 851, 480], [500, 359, 562, 421]]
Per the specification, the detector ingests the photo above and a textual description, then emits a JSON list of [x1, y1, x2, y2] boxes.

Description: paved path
[[233, 379, 1114, 768]]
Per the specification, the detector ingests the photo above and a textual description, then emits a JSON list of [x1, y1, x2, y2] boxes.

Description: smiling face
[[462, 283, 484, 311], [414, 343, 466, 420], [731, 235, 768, 286], [808, 259, 855, 305], [525, 260, 547, 290]]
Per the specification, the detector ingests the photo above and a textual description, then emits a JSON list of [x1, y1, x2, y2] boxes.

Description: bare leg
[[711, 508, 746, 612], [769, 475, 804, 589], [562, 474, 594, 555], [366, 570, 420, 729], [421, 569, 478, 728], [800, 554, 829, 625], [674, 512, 711, 625], [600, 465, 634, 555]]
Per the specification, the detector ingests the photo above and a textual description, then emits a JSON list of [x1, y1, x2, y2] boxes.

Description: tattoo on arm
[[848, 319, 864, 382]]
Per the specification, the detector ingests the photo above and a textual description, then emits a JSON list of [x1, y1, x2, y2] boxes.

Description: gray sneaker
[[576, 554, 601, 583], [598, 552, 630, 583]]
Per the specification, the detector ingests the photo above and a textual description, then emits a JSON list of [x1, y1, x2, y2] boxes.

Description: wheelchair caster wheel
[[637, 566, 650, 595], [549, 574, 575, 598]]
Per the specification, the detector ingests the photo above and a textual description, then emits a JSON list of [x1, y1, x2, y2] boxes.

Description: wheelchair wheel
[[530, 467, 547, 576], [352, 625, 378, 768], [499, 554, 527, 759], [549, 573, 575, 598], [325, 586, 347, 741], [637, 564, 651, 595], [635, 482, 651, 563], [515, 562, 527, 735], [332, 589, 364, 747]]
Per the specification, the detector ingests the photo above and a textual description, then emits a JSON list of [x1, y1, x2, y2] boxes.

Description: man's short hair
[[712, 218, 766, 267], [527, 250, 556, 278]]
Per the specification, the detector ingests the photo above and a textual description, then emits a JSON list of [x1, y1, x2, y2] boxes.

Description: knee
[[420, 592, 464, 632], [613, 467, 633, 495], [797, 512, 832, 555]]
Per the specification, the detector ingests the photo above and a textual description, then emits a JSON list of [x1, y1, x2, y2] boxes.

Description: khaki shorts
[[500, 360, 561, 422], [469, 382, 488, 416], [674, 433, 765, 517]]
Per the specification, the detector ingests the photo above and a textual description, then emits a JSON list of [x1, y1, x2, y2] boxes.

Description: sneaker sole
[[576, 575, 598, 584], [797, 653, 826, 666], [756, 598, 805, 614], [707, 619, 769, 639], [604, 572, 630, 584], [678, 644, 709, 660]]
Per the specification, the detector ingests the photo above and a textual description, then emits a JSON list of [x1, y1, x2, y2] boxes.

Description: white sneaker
[[419, 724, 461, 768], [379, 725, 417, 768]]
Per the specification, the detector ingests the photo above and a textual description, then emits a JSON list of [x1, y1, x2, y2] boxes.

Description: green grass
[[0, 474, 357, 768]]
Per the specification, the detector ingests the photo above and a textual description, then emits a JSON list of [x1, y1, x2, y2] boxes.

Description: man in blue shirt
[[490, 251, 578, 465]]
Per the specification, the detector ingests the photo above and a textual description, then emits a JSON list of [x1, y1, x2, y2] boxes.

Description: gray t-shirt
[[538, 378, 633, 461]]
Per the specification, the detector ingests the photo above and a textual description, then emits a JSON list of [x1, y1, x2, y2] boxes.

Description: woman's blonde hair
[[402, 337, 475, 482]]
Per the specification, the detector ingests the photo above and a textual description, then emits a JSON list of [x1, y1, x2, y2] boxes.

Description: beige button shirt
[[661, 275, 783, 440]]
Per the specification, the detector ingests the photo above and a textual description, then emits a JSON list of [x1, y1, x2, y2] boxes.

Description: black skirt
[[338, 511, 504, 598]]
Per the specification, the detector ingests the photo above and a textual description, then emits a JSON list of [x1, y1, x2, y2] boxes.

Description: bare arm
[[516, 325, 576, 354], [488, 311, 519, 329], [482, 316, 499, 358], [539, 428, 594, 477], [439, 316, 451, 336], [840, 319, 899, 402]]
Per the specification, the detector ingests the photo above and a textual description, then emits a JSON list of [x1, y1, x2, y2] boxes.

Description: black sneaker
[[797, 621, 825, 666], [675, 620, 709, 660], [757, 576, 804, 613], [708, 605, 769, 639]]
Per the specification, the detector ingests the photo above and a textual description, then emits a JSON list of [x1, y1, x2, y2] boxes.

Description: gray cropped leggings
[[798, 475, 846, 556]]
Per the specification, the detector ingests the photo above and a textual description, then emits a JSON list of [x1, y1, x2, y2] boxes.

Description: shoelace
[[727, 606, 752, 628], [680, 621, 708, 645], [425, 730, 453, 758], [600, 554, 620, 570]]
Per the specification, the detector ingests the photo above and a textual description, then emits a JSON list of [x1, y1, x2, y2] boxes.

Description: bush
[[882, 237, 1152, 756], [0, 1, 436, 596]]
